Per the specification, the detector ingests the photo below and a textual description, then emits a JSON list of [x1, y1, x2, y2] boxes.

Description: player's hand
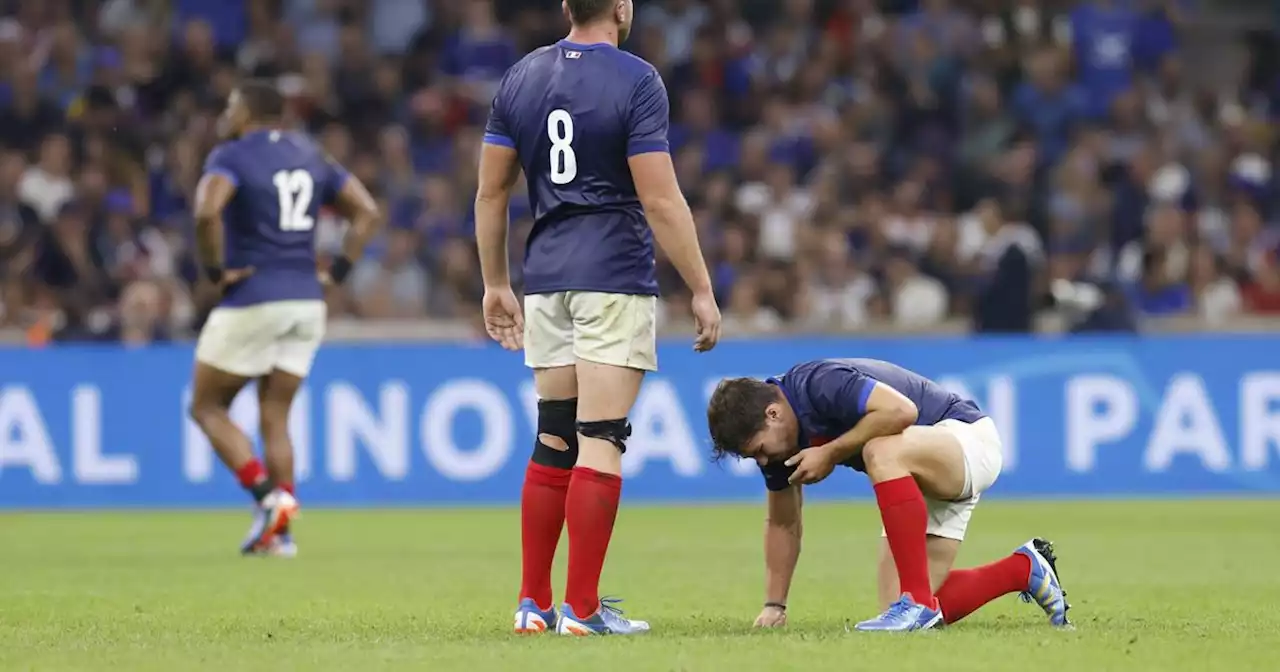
[[217, 267, 255, 293], [482, 286, 524, 351], [786, 446, 836, 486], [690, 290, 721, 353], [754, 605, 787, 628]]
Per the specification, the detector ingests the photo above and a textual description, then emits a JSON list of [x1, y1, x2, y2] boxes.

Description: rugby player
[[476, 0, 722, 636], [190, 81, 381, 557], [707, 358, 1071, 632]]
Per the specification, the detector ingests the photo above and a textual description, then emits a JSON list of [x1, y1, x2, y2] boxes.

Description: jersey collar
[[558, 39, 614, 51]]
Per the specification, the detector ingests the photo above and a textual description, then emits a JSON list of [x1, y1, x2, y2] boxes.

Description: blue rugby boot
[[854, 593, 944, 632], [556, 597, 650, 636], [1016, 538, 1072, 627], [513, 598, 558, 634]]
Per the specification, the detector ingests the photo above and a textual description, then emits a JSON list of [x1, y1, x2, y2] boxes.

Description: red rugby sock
[[563, 467, 622, 618], [235, 459, 266, 489], [874, 476, 935, 607], [519, 462, 572, 610], [936, 553, 1031, 624]]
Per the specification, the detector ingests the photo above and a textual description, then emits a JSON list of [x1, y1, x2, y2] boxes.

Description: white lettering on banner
[[0, 386, 62, 483], [1144, 374, 1231, 472], [182, 387, 311, 483], [519, 382, 538, 439], [327, 382, 408, 481], [1241, 373, 1280, 470], [702, 377, 761, 476], [623, 379, 701, 477], [422, 379, 513, 481], [1066, 375, 1137, 472], [71, 385, 137, 484], [938, 376, 1017, 471]]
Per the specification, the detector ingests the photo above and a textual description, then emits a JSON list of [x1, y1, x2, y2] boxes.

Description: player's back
[[795, 358, 984, 425], [205, 129, 346, 307], [485, 41, 670, 296]]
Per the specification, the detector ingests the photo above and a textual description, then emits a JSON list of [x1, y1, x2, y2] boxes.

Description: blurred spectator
[[349, 227, 429, 319], [19, 133, 76, 222], [884, 249, 948, 327], [973, 198, 1042, 333], [0, 0, 1275, 344]]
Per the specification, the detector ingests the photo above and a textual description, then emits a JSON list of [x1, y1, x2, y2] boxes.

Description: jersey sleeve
[[805, 362, 878, 428], [760, 462, 796, 491], [483, 80, 516, 149], [201, 145, 240, 187], [626, 71, 671, 157], [322, 154, 352, 205]]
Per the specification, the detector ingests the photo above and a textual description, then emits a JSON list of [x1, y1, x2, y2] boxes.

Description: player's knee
[[862, 437, 902, 477], [188, 398, 223, 425], [533, 398, 579, 470], [577, 418, 632, 453]]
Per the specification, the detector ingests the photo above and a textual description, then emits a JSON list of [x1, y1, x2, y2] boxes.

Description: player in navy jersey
[[476, 0, 721, 636], [190, 81, 381, 557], [707, 359, 1071, 632]]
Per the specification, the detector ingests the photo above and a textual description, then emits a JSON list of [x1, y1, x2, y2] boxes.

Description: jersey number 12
[[273, 169, 315, 231], [547, 109, 577, 185]]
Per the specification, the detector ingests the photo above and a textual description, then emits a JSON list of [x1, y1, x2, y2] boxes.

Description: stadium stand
[[0, 0, 1276, 344]]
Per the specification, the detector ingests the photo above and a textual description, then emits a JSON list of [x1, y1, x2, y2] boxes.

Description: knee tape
[[533, 398, 578, 470], [577, 418, 632, 454]]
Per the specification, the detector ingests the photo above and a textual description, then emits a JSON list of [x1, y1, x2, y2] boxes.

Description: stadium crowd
[[0, 0, 1277, 344]]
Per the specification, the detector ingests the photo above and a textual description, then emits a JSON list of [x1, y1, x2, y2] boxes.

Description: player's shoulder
[[603, 45, 661, 80], [500, 44, 558, 85]]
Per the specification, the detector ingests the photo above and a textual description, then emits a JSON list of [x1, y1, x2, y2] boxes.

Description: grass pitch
[[0, 500, 1275, 671]]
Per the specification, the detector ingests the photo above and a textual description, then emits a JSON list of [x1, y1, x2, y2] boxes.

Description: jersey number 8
[[273, 169, 315, 232], [547, 109, 577, 185]]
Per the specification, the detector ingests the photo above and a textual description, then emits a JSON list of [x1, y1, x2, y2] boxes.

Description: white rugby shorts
[[880, 416, 1004, 541], [523, 291, 657, 372], [195, 299, 327, 378]]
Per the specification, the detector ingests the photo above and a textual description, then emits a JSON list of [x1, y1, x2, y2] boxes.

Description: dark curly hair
[[707, 377, 780, 461]]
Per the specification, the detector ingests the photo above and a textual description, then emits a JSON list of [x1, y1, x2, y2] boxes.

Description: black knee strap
[[533, 398, 578, 470], [577, 418, 632, 454]]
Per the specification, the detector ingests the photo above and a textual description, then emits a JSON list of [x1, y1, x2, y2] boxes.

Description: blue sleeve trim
[[627, 140, 670, 157], [483, 133, 516, 149], [856, 380, 876, 415], [204, 168, 238, 188]]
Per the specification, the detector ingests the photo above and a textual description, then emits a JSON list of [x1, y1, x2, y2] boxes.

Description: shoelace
[[880, 597, 915, 622], [597, 597, 629, 626]]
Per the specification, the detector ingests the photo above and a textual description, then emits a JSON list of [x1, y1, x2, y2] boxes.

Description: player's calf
[[515, 396, 578, 630]]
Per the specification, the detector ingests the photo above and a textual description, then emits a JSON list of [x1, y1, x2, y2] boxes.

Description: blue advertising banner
[[1, 336, 1279, 508]]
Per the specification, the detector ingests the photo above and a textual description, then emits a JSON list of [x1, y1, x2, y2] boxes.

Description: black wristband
[[764, 602, 786, 611], [204, 266, 224, 284], [329, 255, 353, 285]]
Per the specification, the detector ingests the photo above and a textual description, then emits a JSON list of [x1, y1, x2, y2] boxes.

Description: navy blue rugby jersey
[[202, 129, 349, 307], [761, 358, 986, 490], [483, 40, 671, 296]]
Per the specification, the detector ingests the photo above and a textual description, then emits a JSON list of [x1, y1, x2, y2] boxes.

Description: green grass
[[0, 500, 1275, 671]]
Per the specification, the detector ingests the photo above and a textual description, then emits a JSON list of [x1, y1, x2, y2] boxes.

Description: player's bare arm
[[757, 485, 803, 628], [629, 151, 721, 352], [193, 172, 253, 288], [475, 141, 524, 351], [327, 173, 383, 285], [788, 383, 919, 486]]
